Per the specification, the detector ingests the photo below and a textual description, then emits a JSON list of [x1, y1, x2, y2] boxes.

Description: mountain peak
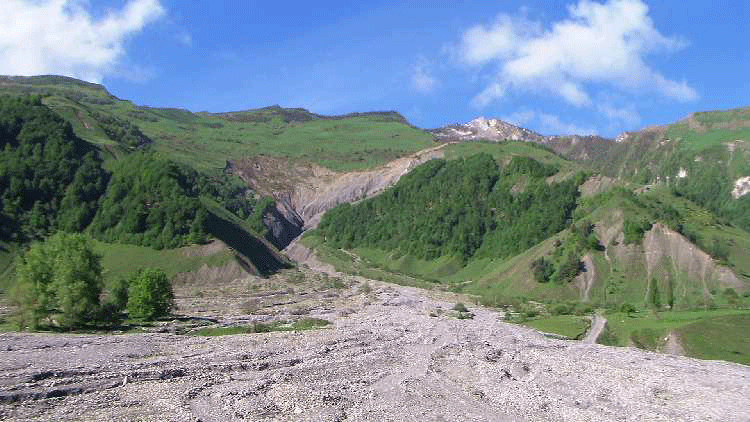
[[431, 117, 545, 143]]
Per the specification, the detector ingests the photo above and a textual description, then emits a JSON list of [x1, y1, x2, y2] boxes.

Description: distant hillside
[[0, 91, 290, 287], [2, 74, 749, 308], [0, 76, 434, 173]]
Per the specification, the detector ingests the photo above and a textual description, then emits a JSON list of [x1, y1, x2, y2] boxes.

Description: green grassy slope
[[201, 197, 292, 276], [600, 309, 750, 364], [0, 76, 435, 172], [666, 108, 750, 151], [93, 240, 234, 284], [0, 240, 17, 294], [444, 141, 580, 175]]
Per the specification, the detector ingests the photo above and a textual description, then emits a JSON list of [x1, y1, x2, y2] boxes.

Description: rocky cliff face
[[643, 223, 744, 294], [591, 213, 747, 306], [228, 145, 448, 248]]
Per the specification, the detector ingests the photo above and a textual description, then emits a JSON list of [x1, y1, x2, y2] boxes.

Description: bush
[[530, 257, 554, 283], [107, 277, 130, 312], [127, 268, 175, 320], [620, 303, 637, 315], [12, 232, 103, 329], [574, 303, 594, 316], [551, 303, 574, 316], [453, 302, 469, 313], [623, 218, 652, 245]]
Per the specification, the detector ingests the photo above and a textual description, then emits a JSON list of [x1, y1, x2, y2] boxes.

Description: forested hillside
[[0, 93, 289, 288], [0, 95, 108, 243], [317, 153, 586, 273]]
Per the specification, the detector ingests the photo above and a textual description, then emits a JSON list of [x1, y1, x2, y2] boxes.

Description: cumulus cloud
[[0, 0, 166, 82], [458, 0, 697, 108], [411, 56, 438, 94]]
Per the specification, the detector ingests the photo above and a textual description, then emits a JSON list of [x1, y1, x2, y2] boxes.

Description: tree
[[127, 268, 175, 320], [530, 257, 554, 283], [12, 232, 103, 329]]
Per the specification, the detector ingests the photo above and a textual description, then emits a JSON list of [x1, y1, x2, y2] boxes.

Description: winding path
[[582, 314, 608, 344]]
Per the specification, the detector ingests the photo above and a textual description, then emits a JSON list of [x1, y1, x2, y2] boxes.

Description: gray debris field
[[1, 279, 749, 421]]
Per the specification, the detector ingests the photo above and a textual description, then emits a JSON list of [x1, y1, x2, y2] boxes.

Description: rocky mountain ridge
[[431, 117, 547, 143]]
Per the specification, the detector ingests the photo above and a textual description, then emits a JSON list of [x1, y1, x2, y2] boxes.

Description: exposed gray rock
[[1, 277, 748, 421]]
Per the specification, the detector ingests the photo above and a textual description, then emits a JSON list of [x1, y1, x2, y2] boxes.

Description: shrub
[[530, 257, 554, 283], [574, 303, 594, 316], [620, 303, 637, 315], [453, 302, 469, 313], [623, 218, 652, 245], [127, 268, 175, 320], [12, 232, 103, 330], [107, 277, 130, 312], [551, 303, 574, 316]]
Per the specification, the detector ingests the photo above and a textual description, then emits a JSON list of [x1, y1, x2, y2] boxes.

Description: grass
[[141, 113, 435, 173], [300, 233, 435, 289], [190, 318, 331, 336], [666, 123, 750, 151], [522, 315, 591, 340], [677, 314, 750, 365], [0, 78, 436, 173], [601, 309, 750, 364], [93, 240, 234, 284], [0, 239, 17, 294], [444, 141, 579, 174]]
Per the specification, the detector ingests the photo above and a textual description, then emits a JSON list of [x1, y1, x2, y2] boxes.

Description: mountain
[[0, 75, 749, 364], [431, 117, 547, 143]]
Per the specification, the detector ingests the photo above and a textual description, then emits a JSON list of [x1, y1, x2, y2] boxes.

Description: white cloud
[[459, 0, 697, 108], [411, 56, 438, 94], [0, 0, 166, 82], [471, 82, 505, 108], [502, 109, 536, 126]]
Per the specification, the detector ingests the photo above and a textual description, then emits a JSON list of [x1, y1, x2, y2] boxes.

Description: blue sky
[[1, 0, 748, 136]]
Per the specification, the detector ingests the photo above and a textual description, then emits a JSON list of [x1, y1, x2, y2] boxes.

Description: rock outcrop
[[229, 145, 448, 248], [643, 223, 744, 293], [431, 117, 546, 143]]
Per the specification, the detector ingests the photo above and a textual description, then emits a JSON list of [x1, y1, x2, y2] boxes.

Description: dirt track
[[582, 314, 607, 344]]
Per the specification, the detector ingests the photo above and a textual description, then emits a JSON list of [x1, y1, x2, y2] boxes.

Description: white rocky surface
[[732, 176, 750, 199], [1, 274, 749, 421]]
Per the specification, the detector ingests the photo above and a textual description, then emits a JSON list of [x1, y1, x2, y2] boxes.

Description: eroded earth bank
[[1, 249, 749, 422]]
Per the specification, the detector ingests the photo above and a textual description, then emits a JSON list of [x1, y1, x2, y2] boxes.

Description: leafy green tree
[[12, 232, 103, 329], [649, 278, 661, 308], [127, 268, 175, 320], [530, 257, 554, 283], [0, 95, 108, 242]]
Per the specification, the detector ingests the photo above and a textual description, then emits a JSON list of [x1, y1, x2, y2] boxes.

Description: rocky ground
[[1, 257, 749, 422]]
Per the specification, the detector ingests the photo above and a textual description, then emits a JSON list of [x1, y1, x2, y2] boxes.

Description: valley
[[0, 76, 749, 420], [2, 246, 749, 421]]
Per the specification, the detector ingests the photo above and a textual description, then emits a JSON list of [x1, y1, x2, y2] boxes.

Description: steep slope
[[228, 144, 449, 248]]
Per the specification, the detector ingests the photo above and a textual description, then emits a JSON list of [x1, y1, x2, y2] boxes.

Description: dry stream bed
[[1, 265, 749, 421]]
